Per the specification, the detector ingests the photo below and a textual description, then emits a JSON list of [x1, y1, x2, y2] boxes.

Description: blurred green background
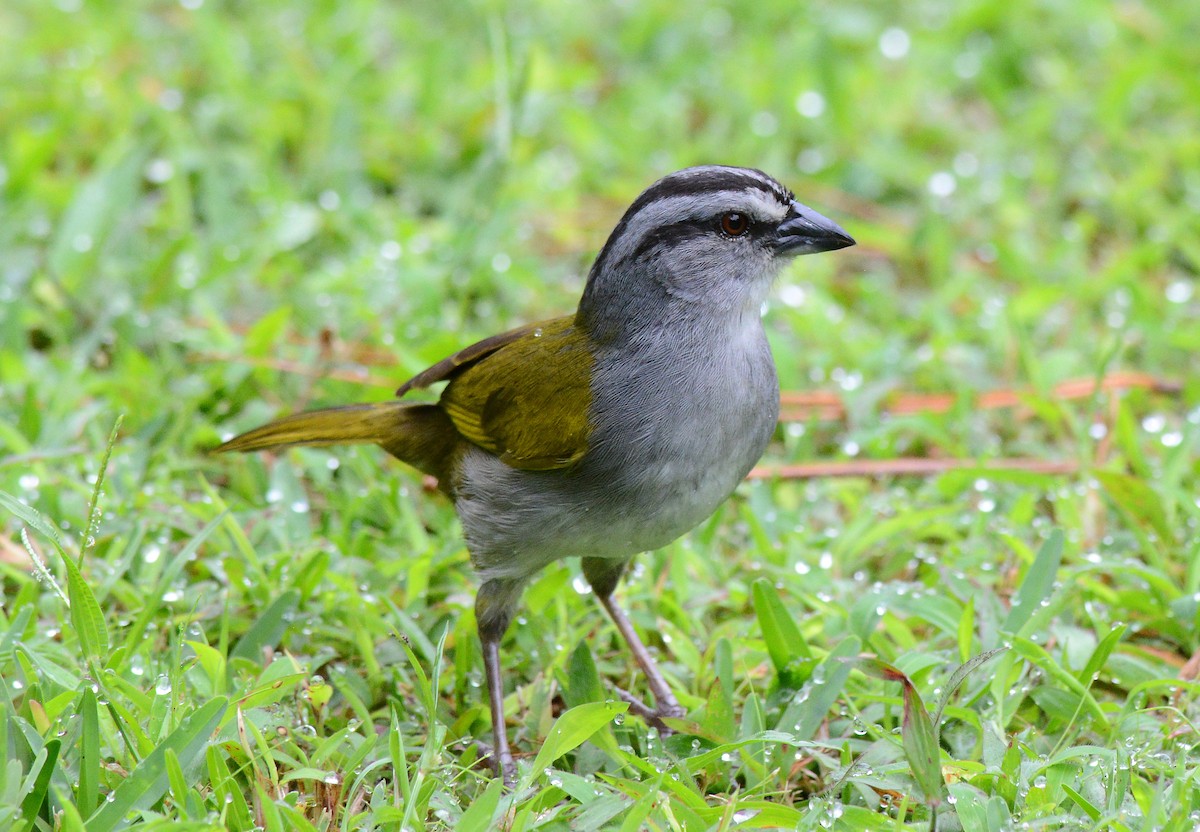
[[1, 0, 1198, 829]]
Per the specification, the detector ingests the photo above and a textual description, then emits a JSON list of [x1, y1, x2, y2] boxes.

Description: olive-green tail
[[215, 402, 458, 484]]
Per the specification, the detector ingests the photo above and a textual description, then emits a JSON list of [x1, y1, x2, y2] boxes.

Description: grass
[[2, 0, 1198, 829]]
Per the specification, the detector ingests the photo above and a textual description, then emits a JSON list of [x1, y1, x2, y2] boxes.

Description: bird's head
[[578, 165, 854, 339]]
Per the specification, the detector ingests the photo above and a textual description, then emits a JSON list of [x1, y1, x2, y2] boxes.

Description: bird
[[216, 165, 855, 781]]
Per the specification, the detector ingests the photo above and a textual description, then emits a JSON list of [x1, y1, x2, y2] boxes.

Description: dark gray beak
[[773, 200, 856, 256]]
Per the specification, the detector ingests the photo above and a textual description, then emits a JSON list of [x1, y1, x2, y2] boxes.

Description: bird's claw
[[612, 685, 685, 734]]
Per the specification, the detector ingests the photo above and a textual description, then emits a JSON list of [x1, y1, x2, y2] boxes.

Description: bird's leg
[[481, 638, 514, 784], [581, 557, 685, 731], [597, 593, 686, 728], [475, 578, 524, 785]]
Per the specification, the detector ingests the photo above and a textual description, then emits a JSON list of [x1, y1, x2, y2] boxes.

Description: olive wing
[[401, 317, 594, 471]]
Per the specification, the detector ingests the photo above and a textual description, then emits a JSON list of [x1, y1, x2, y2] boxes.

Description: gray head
[[577, 165, 854, 341]]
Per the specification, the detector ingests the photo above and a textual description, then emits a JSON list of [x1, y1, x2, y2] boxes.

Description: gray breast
[[455, 317, 778, 582], [586, 321, 778, 534]]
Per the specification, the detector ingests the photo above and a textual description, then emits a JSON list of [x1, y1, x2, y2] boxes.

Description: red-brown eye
[[720, 212, 750, 237]]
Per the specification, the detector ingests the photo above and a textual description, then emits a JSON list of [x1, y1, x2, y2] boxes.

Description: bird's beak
[[773, 201, 856, 256]]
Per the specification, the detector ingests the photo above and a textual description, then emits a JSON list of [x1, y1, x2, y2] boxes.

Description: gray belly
[[455, 326, 779, 582]]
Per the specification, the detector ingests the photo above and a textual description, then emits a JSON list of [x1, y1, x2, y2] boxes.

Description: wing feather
[[401, 316, 594, 471]]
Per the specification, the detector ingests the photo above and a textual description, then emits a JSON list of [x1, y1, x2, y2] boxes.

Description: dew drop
[[1165, 279, 1194, 304], [795, 90, 825, 118], [879, 27, 911, 60], [928, 171, 956, 197]]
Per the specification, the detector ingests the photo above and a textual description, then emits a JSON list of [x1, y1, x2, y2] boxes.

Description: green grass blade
[[120, 511, 227, 656], [80, 415, 122, 564], [1061, 783, 1102, 821], [780, 636, 860, 741], [61, 547, 110, 662], [526, 700, 629, 782], [1002, 529, 1064, 635], [617, 774, 664, 832], [853, 657, 945, 805], [0, 491, 68, 553], [1011, 637, 1109, 729], [900, 676, 943, 808], [1, 606, 34, 666], [47, 139, 146, 281], [957, 594, 976, 663], [228, 589, 300, 669], [1078, 624, 1126, 685], [931, 647, 1007, 730], [205, 745, 252, 831], [564, 638, 604, 708], [163, 747, 189, 815], [1093, 471, 1173, 543], [78, 687, 101, 816], [17, 738, 60, 832], [751, 578, 811, 687], [705, 637, 736, 741], [454, 778, 503, 832], [85, 697, 228, 831]]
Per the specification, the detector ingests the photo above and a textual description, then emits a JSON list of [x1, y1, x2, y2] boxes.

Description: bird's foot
[[612, 686, 686, 734], [497, 755, 518, 790], [474, 739, 518, 788]]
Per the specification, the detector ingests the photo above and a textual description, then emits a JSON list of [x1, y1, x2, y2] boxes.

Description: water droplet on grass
[[750, 111, 777, 136], [1166, 279, 1194, 304], [795, 90, 825, 118], [928, 171, 956, 197], [158, 88, 183, 110], [879, 27, 911, 59], [144, 158, 174, 183], [318, 190, 341, 211]]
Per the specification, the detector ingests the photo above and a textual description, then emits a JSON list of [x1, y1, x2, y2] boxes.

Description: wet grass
[[1, 0, 1198, 829]]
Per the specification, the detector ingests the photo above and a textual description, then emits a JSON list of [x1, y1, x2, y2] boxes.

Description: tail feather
[[215, 403, 405, 453], [216, 402, 458, 485]]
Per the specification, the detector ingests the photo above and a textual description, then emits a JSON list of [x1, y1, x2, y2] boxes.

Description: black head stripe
[[590, 166, 792, 277], [627, 167, 792, 217], [626, 219, 710, 263]]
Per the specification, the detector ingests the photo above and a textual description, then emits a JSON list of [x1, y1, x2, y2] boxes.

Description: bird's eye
[[719, 212, 750, 237]]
